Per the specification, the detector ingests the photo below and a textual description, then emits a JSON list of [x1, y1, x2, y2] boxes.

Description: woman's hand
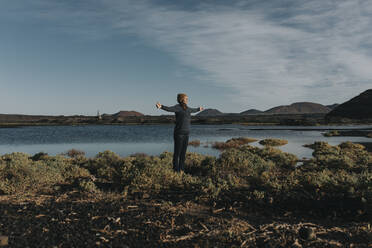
[[156, 102, 162, 109]]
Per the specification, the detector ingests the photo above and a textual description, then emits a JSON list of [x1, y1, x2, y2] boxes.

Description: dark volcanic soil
[[0, 191, 371, 248]]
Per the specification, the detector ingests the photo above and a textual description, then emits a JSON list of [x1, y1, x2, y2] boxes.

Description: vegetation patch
[[0, 152, 90, 194], [323, 130, 340, 137], [1, 140, 372, 247], [211, 137, 257, 150], [259, 138, 288, 146], [188, 140, 201, 147]]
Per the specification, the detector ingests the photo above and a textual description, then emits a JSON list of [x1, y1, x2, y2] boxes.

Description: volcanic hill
[[265, 102, 331, 114], [196, 109, 223, 116], [327, 89, 372, 119]]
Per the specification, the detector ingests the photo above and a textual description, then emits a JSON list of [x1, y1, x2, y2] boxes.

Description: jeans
[[173, 132, 189, 172]]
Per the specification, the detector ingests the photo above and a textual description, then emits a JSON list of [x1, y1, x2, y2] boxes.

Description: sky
[[1, 0, 371, 116]]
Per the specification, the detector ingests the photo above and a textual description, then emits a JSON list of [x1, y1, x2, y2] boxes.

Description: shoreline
[[1, 113, 372, 128], [1, 122, 372, 129]]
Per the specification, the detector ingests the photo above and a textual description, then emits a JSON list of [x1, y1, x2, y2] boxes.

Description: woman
[[156, 93, 204, 172]]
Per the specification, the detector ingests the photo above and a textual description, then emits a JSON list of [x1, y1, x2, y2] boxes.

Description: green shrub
[[184, 152, 216, 176], [119, 155, 201, 193], [215, 147, 274, 180], [244, 146, 298, 170], [86, 150, 123, 182], [304, 141, 371, 170], [0, 152, 90, 194]]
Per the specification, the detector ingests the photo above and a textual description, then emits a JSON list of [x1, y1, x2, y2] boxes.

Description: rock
[[0, 236, 8, 247], [298, 227, 316, 240]]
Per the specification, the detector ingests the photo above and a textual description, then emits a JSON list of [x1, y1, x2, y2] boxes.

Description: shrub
[[215, 147, 274, 180], [304, 141, 371, 171], [0, 152, 90, 194], [119, 155, 201, 193], [245, 146, 298, 170], [65, 149, 86, 158], [185, 154, 217, 176], [86, 150, 123, 182]]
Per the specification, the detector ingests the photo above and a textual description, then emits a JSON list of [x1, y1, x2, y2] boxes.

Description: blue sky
[[1, 0, 371, 116]]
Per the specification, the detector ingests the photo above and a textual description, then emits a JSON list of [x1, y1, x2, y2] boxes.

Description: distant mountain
[[112, 111, 144, 117], [265, 102, 331, 114], [326, 104, 339, 110], [196, 109, 223, 116], [240, 109, 263, 115], [327, 89, 372, 119]]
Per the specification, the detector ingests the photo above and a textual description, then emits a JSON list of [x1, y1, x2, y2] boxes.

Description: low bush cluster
[[1, 140, 371, 217], [0, 152, 90, 194]]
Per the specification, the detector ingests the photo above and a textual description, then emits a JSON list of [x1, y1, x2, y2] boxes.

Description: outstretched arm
[[156, 102, 179, 112], [190, 106, 204, 113]]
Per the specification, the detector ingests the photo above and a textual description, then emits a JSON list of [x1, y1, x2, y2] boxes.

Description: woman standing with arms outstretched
[[156, 93, 204, 172]]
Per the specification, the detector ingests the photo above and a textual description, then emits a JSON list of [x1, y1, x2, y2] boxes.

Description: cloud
[[5, 0, 372, 108], [110, 0, 372, 107]]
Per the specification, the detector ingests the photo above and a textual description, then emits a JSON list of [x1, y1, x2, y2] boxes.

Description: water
[[0, 124, 371, 158]]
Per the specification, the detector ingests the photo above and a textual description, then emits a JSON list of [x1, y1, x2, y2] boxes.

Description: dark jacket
[[161, 104, 201, 134]]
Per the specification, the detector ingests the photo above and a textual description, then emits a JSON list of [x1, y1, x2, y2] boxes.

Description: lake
[[0, 124, 371, 159]]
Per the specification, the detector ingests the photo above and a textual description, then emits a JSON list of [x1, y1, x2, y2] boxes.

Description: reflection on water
[[0, 124, 371, 158]]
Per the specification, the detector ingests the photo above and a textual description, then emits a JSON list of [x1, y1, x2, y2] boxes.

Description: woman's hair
[[177, 93, 188, 110]]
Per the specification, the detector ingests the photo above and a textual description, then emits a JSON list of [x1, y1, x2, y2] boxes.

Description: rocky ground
[[0, 190, 371, 248]]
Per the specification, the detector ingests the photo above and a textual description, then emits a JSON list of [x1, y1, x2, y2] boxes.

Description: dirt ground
[[1, 189, 371, 248]]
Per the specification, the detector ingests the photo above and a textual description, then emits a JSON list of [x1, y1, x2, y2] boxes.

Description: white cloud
[[5, 0, 372, 108]]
